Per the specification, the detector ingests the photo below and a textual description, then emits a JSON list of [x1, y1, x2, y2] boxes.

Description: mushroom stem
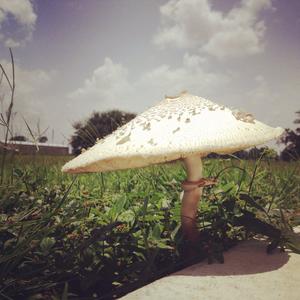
[[181, 155, 203, 243]]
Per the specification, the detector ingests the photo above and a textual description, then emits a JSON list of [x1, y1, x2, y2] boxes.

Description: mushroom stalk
[[181, 155, 203, 243]]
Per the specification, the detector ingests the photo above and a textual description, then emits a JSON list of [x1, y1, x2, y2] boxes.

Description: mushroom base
[[181, 155, 203, 243]]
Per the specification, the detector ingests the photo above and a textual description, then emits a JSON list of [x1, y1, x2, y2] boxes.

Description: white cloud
[[0, 0, 37, 47], [0, 59, 53, 137], [69, 54, 230, 116], [243, 75, 295, 130], [4, 38, 21, 48], [248, 75, 270, 101], [138, 52, 229, 99], [68, 58, 134, 117], [154, 0, 273, 59]]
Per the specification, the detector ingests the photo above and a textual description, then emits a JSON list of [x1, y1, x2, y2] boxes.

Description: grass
[[0, 153, 299, 299]]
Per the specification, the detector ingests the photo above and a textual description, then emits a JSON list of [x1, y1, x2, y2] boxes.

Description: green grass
[[3, 153, 300, 202], [0, 154, 299, 299]]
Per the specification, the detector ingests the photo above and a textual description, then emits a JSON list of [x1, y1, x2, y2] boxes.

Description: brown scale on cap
[[116, 133, 131, 145], [148, 138, 157, 146], [232, 110, 255, 124], [62, 91, 284, 174], [143, 122, 151, 131]]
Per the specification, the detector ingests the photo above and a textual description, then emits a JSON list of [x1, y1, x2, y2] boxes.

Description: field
[[0, 154, 299, 299]]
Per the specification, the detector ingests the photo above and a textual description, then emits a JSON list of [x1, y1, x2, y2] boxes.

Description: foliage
[[280, 111, 300, 161], [38, 136, 48, 143], [70, 110, 136, 155], [208, 146, 279, 160], [0, 155, 299, 299]]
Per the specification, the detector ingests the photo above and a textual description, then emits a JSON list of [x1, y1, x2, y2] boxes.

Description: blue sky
[[0, 0, 299, 146]]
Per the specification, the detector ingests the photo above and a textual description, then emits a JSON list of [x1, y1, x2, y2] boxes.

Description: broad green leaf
[[152, 223, 162, 240]]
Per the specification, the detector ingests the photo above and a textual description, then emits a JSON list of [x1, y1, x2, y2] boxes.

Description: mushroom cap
[[62, 92, 284, 173]]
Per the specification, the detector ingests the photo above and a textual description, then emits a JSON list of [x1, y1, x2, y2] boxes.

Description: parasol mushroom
[[62, 92, 284, 244]]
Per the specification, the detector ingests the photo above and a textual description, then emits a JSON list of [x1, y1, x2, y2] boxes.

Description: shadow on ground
[[174, 239, 290, 276]]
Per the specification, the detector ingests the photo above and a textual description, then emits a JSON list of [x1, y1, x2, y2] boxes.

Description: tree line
[[9, 110, 300, 161], [68, 110, 300, 161]]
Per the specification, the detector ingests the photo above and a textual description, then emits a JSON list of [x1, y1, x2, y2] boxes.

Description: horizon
[[0, 0, 299, 150]]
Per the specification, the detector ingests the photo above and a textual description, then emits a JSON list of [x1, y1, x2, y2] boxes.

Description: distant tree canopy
[[38, 136, 48, 143], [280, 111, 300, 161], [70, 110, 136, 155], [69, 109, 300, 160], [10, 135, 27, 142], [207, 146, 278, 160]]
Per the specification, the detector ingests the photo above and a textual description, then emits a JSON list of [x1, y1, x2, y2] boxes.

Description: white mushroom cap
[[62, 92, 284, 174]]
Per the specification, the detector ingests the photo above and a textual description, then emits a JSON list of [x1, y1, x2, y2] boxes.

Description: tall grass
[[0, 49, 15, 184]]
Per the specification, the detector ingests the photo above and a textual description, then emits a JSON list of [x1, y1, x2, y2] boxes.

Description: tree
[[232, 150, 249, 159], [70, 110, 136, 155], [280, 111, 300, 161], [207, 147, 277, 160], [38, 136, 48, 143], [248, 147, 265, 160], [10, 135, 27, 142]]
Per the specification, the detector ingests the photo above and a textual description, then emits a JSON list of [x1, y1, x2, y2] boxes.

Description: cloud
[[69, 54, 230, 117], [248, 75, 270, 101], [247, 75, 279, 118], [0, 0, 37, 47], [138, 53, 229, 99], [68, 58, 134, 117], [0, 59, 53, 136], [154, 0, 273, 59]]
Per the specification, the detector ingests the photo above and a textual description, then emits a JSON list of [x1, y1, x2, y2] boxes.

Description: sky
[[0, 0, 299, 147]]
